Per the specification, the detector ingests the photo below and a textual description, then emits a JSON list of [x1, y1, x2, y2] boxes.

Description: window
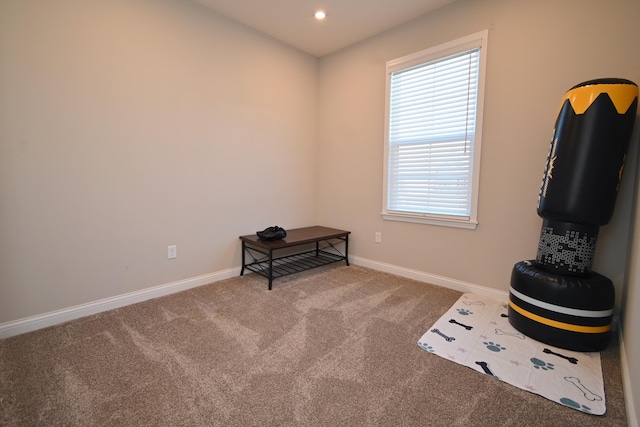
[[383, 31, 488, 229]]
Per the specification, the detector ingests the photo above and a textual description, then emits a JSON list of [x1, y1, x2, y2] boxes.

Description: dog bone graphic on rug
[[449, 318, 473, 330], [543, 348, 578, 365], [564, 377, 602, 401], [463, 300, 485, 306], [494, 329, 525, 340], [431, 328, 455, 342], [475, 361, 499, 379]]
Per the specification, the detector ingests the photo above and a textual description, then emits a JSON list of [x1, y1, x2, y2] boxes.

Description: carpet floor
[[0, 265, 628, 426]]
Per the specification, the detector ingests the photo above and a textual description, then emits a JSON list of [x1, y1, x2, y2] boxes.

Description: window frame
[[382, 30, 488, 230]]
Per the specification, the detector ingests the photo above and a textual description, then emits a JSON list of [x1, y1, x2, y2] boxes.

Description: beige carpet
[[0, 265, 628, 426]]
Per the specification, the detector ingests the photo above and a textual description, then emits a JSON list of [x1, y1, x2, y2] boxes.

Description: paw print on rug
[[560, 397, 592, 413], [457, 308, 473, 316], [531, 357, 555, 371], [418, 342, 435, 353], [483, 341, 506, 352]]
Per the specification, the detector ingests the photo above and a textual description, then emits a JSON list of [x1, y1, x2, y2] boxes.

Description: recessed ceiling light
[[314, 10, 326, 20]]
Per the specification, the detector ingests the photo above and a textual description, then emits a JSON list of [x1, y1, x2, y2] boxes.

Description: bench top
[[240, 226, 350, 249]]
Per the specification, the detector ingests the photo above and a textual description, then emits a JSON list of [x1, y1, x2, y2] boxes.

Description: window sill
[[382, 212, 478, 230]]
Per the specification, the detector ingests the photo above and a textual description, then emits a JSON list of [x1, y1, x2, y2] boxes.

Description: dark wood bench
[[239, 226, 350, 290]]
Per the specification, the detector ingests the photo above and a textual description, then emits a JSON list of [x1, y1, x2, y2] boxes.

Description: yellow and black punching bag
[[537, 78, 638, 276], [509, 78, 638, 352]]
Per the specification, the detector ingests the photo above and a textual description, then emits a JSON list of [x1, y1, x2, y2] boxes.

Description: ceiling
[[191, 0, 459, 57]]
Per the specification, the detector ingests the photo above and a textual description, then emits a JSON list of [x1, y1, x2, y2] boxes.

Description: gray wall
[[317, 0, 640, 302], [0, 0, 318, 323]]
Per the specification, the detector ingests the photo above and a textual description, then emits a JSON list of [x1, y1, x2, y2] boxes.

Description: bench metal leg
[[268, 249, 273, 290], [241, 242, 246, 275], [345, 235, 350, 266]]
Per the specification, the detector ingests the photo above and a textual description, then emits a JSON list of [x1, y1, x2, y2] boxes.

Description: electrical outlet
[[375, 232, 382, 243], [168, 245, 177, 259]]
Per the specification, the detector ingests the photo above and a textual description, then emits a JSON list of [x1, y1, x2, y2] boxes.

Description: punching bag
[[509, 78, 638, 352], [536, 78, 638, 276]]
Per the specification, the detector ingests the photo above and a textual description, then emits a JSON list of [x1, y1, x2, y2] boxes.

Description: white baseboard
[[0, 257, 528, 339], [350, 255, 509, 300], [0, 267, 241, 339], [0, 258, 506, 340]]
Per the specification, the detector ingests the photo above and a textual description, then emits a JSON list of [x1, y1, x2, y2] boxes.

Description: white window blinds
[[383, 32, 486, 228], [384, 33, 486, 227]]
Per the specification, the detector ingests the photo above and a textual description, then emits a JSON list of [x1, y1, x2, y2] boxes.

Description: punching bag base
[[508, 307, 612, 352], [508, 261, 614, 352]]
